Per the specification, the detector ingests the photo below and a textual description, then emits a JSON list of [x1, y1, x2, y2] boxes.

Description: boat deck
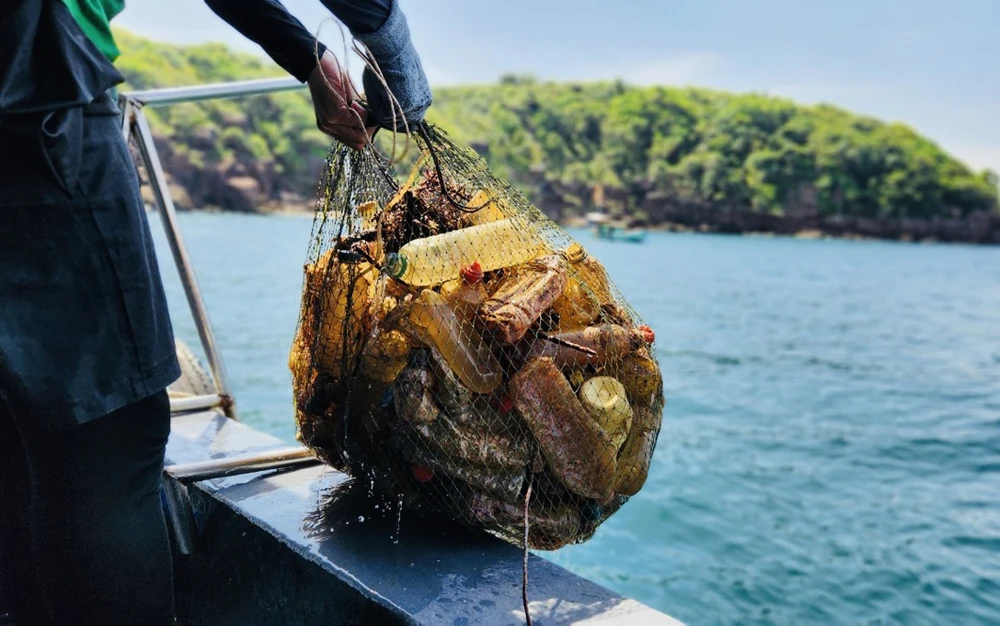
[[164, 408, 682, 624]]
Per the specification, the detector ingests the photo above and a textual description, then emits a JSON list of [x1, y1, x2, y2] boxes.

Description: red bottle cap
[[412, 465, 434, 482], [499, 394, 513, 413], [461, 261, 483, 284], [637, 325, 655, 343]]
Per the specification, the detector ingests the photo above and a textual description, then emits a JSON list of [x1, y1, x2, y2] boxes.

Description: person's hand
[[307, 51, 375, 150]]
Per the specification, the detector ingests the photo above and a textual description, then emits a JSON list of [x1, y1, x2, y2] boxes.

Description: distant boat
[[594, 223, 648, 243], [585, 211, 611, 226]]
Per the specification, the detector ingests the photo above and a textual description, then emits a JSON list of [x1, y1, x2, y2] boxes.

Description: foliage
[[114, 29, 329, 197], [426, 82, 998, 218], [115, 30, 998, 218]]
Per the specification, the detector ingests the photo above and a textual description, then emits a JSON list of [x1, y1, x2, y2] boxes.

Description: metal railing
[[126, 77, 301, 106], [120, 80, 323, 554], [119, 78, 308, 420]]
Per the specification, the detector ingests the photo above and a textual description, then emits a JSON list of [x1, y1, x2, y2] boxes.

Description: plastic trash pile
[[290, 126, 664, 549]]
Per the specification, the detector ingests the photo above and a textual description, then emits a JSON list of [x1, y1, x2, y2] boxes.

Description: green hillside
[[114, 30, 998, 222]]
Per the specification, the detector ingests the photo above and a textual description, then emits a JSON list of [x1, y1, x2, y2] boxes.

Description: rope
[[416, 123, 492, 213], [311, 17, 413, 166], [311, 18, 367, 142], [522, 472, 533, 626]]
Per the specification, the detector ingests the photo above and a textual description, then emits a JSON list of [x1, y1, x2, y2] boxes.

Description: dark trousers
[[0, 391, 175, 625]]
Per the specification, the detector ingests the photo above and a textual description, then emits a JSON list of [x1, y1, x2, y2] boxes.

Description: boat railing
[[119, 79, 322, 521], [119, 77, 305, 420]]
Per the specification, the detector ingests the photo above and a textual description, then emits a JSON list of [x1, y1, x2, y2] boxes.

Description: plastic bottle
[[578, 377, 633, 451], [356, 200, 379, 230], [509, 357, 615, 501], [613, 404, 662, 496], [464, 189, 507, 226], [551, 274, 601, 330], [482, 255, 567, 343], [526, 324, 634, 368], [360, 329, 411, 383], [616, 349, 662, 407], [439, 277, 485, 319], [385, 218, 550, 286], [292, 250, 375, 379], [562, 243, 613, 305], [407, 290, 502, 393]]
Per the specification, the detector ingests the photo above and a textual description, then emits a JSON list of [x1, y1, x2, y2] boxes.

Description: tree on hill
[[113, 30, 998, 222]]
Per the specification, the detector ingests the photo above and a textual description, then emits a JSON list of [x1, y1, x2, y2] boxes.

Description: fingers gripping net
[[290, 125, 665, 549]]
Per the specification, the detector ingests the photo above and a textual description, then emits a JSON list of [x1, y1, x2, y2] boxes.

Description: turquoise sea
[[154, 213, 1000, 625]]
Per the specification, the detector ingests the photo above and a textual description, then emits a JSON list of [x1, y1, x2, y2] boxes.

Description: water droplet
[[358, 516, 365, 523], [393, 494, 405, 544]]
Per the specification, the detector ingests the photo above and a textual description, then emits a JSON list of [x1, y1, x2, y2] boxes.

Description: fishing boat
[[595, 222, 648, 243], [585, 210, 611, 226], [123, 78, 680, 625]]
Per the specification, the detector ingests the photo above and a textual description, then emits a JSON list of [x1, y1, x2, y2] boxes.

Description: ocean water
[[153, 212, 1000, 625]]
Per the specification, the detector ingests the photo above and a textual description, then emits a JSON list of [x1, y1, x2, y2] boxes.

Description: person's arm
[[205, 0, 371, 148], [205, 0, 431, 137], [204, 0, 326, 83], [319, 0, 392, 34], [327, 0, 432, 130]]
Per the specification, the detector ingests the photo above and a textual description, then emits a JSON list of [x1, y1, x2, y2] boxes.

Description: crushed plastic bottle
[[510, 357, 616, 501], [360, 329, 411, 383], [617, 349, 662, 407], [290, 251, 376, 380], [407, 290, 502, 393], [612, 404, 661, 496], [527, 324, 634, 369], [482, 255, 567, 343], [551, 274, 601, 330], [385, 218, 550, 286]]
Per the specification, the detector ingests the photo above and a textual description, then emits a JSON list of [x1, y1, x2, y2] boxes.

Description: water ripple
[[154, 217, 1000, 625]]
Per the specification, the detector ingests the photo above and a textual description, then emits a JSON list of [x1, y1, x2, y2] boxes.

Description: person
[[0, 0, 430, 623]]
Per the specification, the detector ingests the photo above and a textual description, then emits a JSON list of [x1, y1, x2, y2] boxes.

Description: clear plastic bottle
[[563, 242, 613, 305], [439, 277, 485, 319], [385, 218, 549, 286], [407, 290, 502, 393]]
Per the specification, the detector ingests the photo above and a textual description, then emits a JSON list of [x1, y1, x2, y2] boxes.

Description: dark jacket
[[0, 0, 122, 114], [0, 0, 180, 428]]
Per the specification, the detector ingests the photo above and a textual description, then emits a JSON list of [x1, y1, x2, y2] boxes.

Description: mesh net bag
[[290, 124, 664, 550]]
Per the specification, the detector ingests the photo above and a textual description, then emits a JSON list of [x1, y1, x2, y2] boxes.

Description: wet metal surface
[[166, 410, 681, 625]]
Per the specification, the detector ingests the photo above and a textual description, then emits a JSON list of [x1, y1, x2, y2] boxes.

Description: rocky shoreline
[[619, 209, 1000, 244], [540, 180, 1000, 245], [138, 136, 999, 245], [147, 180, 1000, 245], [563, 215, 999, 244]]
